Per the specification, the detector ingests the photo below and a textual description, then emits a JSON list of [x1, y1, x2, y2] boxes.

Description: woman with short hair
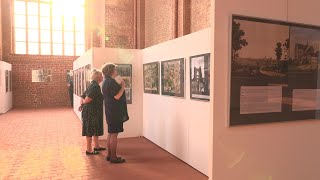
[[79, 69, 106, 155], [101, 63, 129, 163]]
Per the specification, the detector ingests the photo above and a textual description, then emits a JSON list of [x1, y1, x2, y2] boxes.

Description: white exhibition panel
[[73, 48, 143, 139], [0, 61, 13, 114], [143, 28, 211, 175], [92, 48, 143, 139], [212, 0, 320, 180]]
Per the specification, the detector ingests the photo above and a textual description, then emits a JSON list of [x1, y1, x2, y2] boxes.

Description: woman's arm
[[82, 97, 93, 104], [114, 81, 126, 100], [78, 96, 92, 112]]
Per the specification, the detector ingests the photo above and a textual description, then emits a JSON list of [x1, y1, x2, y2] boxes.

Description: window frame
[[13, 0, 86, 56]]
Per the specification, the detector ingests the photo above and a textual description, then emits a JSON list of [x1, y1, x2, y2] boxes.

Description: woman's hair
[[101, 63, 116, 77], [91, 69, 102, 81]]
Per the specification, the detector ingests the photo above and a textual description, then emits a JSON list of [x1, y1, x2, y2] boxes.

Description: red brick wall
[[105, 0, 135, 48], [144, 0, 210, 47], [145, 0, 176, 47], [190, 0, 211, 33], [1, 0, 76, 108], [9, 55, 75, 108]]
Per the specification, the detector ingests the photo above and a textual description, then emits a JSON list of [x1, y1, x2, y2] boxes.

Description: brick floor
[[0, 108, 208, 180]]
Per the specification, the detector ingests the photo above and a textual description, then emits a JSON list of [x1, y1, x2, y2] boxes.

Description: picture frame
[[161, 58, 185, 98], [143, 62, 160, 94], [85, 64, 91, 89], [230, 14, 320, 126], [115, 64, 133, 104], [5, 70, 8, 92], [9, 71, 12, 92], [190, 53, 210, 101]]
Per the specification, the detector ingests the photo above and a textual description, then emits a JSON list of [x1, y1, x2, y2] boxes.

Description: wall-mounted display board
[[9, 71, 12, 92], [116, 64, 132, 104], [190, 53, 210, 101], [73, 70, 77, 96], [5, 70, 8, 92], [85, 64, 91, 89], [79, 68, 83, 96], [32, 69, 52, 83], [161, 58, 185, 98], [230, 15, 320, 126], [143, 62, 160, 94]]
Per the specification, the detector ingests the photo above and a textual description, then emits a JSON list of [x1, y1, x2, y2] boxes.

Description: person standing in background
[[68, 79, 74, 107]]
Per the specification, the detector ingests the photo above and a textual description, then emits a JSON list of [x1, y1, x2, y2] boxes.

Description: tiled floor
[[0, 108, 208, 180]]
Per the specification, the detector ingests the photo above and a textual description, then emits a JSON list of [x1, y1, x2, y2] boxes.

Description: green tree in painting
[[275, 42, 283, 61], [232, 20, 248, 61], [283, 38, 289, 59]]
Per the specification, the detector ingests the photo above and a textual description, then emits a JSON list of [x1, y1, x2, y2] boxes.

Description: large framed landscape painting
[[230, 15, 320, 126], [116, 64, 132, 104], [161, 58, 185, 98], [190, 53, 210, 101], [143, 62, 160, 94]]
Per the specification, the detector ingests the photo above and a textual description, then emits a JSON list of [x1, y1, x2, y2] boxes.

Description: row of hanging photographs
[[4, 70, 12, 93], [73, 64, 92, 99], [72, 64, 133, 104], [143, 53, 211, 101]]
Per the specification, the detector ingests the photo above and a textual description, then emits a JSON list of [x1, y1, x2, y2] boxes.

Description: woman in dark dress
[[101, 63, 129, 163], [79, 69, 106, 155]]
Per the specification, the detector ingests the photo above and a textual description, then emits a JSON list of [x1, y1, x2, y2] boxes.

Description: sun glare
[[51, 0, 85, 17], [14, 0, 86, 56]]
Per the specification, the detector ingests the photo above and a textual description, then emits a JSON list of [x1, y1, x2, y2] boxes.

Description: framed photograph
[[116, 64, 132, 104], [230, 15, 320, 126], [190, 53, 210, 101], [73, 70, 77, 96], [143, 62, 160, 94], [81, 67, 87, 94], [5, 70, 8, 92], [79, 68, 83, 95], [32, 69, 52, 83], [161, 58, 185, 97], [9, 71, 12, 92], [85, 64, 91, 89]]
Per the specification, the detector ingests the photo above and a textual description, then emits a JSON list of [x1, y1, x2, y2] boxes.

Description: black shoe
[[106, 156, 122, 161], [94, 147, 106, 151], [110, 157, 126, 163], [86, 151, 99, 155]]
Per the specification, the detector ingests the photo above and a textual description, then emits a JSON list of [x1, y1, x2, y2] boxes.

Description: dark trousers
[[69, 91, 73, 107]]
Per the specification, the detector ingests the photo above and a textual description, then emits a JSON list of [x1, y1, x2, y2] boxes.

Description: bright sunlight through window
[[14, 0, 85, 56]]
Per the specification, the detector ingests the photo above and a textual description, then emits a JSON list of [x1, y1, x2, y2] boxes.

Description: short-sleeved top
[[102, 76, 129, 125], [81, 80, 104, 136]]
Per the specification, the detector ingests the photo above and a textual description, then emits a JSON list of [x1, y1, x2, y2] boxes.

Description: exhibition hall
[[1, 0, 320, 179]]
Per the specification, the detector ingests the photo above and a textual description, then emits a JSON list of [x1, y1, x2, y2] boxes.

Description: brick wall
[[145, 0, 176, 48], [9, 55, 75, 108], [144, 0, 210, 47], [1, 0, 76, 108], [190, 0, 211, 33], [105, 0, 135, 48]]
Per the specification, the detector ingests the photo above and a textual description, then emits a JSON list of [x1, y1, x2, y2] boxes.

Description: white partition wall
[[73, 30, 210, 175], [93, 48, 143, 139], [73, 48, 143, 139], [0, 61, 13, 114], [143, 28, 211, 175], [211, 0, 320, 180]]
